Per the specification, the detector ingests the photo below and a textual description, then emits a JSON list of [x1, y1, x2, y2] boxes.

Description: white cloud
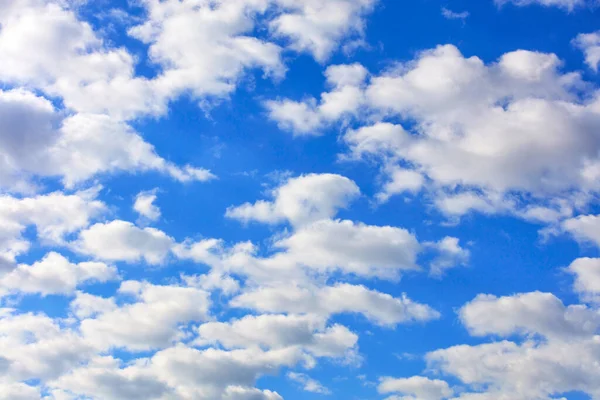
[[79, 280, 210, 351], [375, 167, 425, 202], [307, 46, 600, 216], [424, 290, 600, 399], [567, 257, 600, 303], [0, 0, 158, 119], [441, 8, 469, 21], [459, 291, 600, 340], [69, 291, 118, 319], [495, 0, 586, 10], [0, 252, 118, 297], [266, 64, 367, 135], [428, 237, 470, 277], [0, 188, 105, 264], [75, 220, 175, 265], [378, 376, 453, 400], [231, 283, 440, 326], [0, 309, 96, 382], [196, 313, 358, 361], [52, 345, 298, 399], [363, 46, 596, 197], [0, 90, 215, 190], [226, 173, 360, 226], [270, 0, 376, 61], [0, 0, 376, 192], [271, 45, 600, 218], [0, 383, 41, 400], [287, 372, 331, 394], [562, 213, 600, 247], [178, 219, 421, 283], [134, 189, 161, 222], [48, 356, 172, 400], [267, 218, 420, 279], [574, 31, 600, 72], [55, 114, 215, 187]]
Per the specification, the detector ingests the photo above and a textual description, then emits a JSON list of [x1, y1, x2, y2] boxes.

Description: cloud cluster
[[380, 263, 600, 399], [0, 0, 377, 192], [268, 45, 600, 222]]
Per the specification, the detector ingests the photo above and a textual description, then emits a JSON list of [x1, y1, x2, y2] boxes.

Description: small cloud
[[287, 372, 331, 395], [442, 7, 470, 22]]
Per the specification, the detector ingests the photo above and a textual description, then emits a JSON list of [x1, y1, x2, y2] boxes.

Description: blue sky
[[1, 0, 600, 399]]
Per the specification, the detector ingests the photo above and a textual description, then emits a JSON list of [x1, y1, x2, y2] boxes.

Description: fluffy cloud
[[266, 63, 368, 135], [78, 280, 211, 351], [422, 289, 600, 399], [362, 46, 598, 197], [0, 383, 41, 400], [0, 89, 214, 190], [177, 220, 422, 282], [0, 0, 157, 118], [567, 257, 600, 303], [0, 0, 378, 192], [562, 213, 600, 247], [196, 313, 358, 361], [272, 45, 600, 218], [134, 189, 161, 222], [574, 31, 600, 72], [0, 309, 96, 382], [55, 114, 215, 187], [75, 220, 175, 265], [0, 188, 105, 265], [231, 283, 439, 326], [270, 0, 375, 61], [52, 345, 298, 399], [226, 173, 360, 226], [287, 372, 331, 394], [428, 237, 470, 277], [459, 291, 600, 340], [267, 219, 420, 279], [0, 252, 118, 297], [378, 376, 453, 400]]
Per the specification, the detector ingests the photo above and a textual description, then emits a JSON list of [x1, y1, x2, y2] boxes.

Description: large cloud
[[387, 287, 600, 399], [268, 45, 600, 220], [226, 173, 360, 226]]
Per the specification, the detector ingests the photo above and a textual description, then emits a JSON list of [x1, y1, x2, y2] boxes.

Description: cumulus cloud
[[75, 220, 175, 265], [0, 90, 214, 190], [266, 64, 368, 135], [231, 283, 440, 326], [0, 309, 96, 382], [196, 313, 358, 361], [0, 252, 118, 298], [459, 291, 600, 340], [133, 189, 161, 222], [567, 257, 600, 303], [562, 213, 600, 247], [428, 237, 470, 277], [287, 372, 331, 394], [271, 45, 600, 219], [52, 345, 298, 399], [574, 31, 600, 72], [226, 173, 360, 226], [421, 289, 600, 399], [0, 188, 105, 264], [267, 218, 421, 279], [378, 376, 453, 400], [78, 280, 211, 351]]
